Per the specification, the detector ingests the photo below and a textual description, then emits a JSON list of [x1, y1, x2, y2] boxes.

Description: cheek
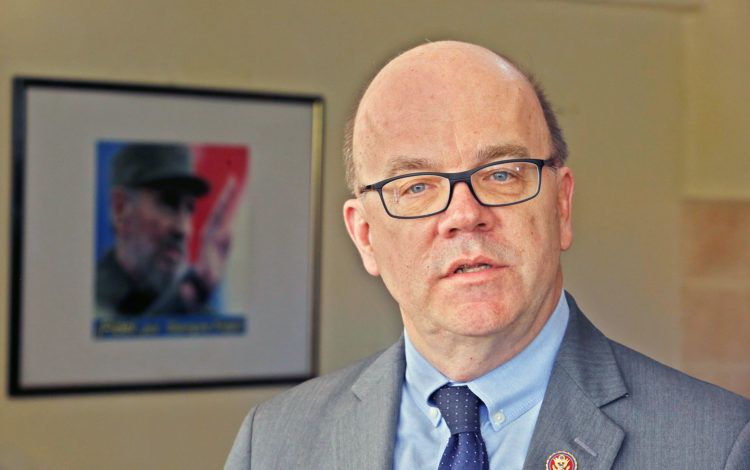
[[523, 209, 563, 274], [121, 211, 142, 240], [527, 212, 555, 246], [511, 207, 559, 269], [370, 223, 432, 294], [373, 228, 414, 274], [132, 212, 166, 247], [143, 207, 172, 234]]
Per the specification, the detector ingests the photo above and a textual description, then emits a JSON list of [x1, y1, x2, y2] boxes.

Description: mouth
[[444, 257, 504, 278], [160, 245, 185, 265], [453, 263, 493, 274]]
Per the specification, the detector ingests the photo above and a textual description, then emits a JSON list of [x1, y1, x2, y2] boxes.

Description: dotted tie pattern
[[431, 385, 489, 470]]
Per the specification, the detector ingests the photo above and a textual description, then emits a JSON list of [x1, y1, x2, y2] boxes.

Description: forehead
[[353, 43, 549, 182]]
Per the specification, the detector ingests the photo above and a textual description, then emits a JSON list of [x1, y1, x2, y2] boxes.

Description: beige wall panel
[[684, 0, 750, 198], [681, 200, 750, 397]]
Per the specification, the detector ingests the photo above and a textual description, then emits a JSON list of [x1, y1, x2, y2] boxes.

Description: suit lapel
[[330, 338, 405, 470], [524, 294, 628, 470], [523, 367, 625, 470]]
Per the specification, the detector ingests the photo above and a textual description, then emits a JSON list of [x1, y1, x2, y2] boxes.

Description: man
[[226, 41, 749, 469], [96, 143, 232, 318]]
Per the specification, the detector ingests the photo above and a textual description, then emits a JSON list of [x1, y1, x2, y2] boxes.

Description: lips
[[454, 263, 492, 274], [443, 257, 504, 278]]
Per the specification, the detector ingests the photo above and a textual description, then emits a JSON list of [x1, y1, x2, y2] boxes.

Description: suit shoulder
[[256, 349, 383, 417], [609, 340, 750, 418]]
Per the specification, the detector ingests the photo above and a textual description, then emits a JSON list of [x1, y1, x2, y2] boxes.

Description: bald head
[[343, 41, 567, 193]]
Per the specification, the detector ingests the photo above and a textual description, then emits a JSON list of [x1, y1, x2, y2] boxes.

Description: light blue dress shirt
[[393, 291, 569, 470]]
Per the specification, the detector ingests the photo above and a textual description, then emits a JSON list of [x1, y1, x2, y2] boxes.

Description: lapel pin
[[545, 451, 577, 470]]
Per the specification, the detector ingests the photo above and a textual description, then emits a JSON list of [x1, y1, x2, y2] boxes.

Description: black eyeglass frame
[[358, 158, 556, 219]]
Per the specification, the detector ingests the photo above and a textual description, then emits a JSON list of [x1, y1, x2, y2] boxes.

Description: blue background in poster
[[95, 141, 122, 261]]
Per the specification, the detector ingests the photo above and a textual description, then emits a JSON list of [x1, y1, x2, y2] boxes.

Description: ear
[[556, 167, 574, 251], [110, 187, 129, 233], [343, 198, 380, 276]]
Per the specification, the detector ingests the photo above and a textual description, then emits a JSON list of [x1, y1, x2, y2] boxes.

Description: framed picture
[[9, 77, 323, 395]]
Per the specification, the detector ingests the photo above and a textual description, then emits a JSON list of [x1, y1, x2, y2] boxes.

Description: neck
[[404, 276, 563, 382]]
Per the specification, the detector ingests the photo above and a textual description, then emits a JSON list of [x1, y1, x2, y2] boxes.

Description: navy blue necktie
[[431, 385, 489, 470]]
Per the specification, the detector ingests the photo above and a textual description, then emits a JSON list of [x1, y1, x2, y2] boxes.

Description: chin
[[442, 301, 520, 337]]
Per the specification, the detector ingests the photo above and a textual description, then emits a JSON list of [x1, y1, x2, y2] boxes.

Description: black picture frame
[[9, 77, 323, 395]]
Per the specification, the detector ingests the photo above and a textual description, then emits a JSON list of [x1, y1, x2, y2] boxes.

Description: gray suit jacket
[[225, 295, 750, 469]]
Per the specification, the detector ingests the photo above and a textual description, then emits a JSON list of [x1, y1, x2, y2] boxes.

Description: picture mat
[[20, 86, 315, 386]]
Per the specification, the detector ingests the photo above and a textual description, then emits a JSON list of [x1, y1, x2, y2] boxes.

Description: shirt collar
[[403, 290, 570, 432]]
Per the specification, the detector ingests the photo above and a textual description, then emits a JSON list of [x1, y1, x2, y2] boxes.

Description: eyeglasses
[[359, 158, 555, 219]]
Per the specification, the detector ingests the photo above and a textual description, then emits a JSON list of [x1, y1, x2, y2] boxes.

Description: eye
[[490, 171, 511, 182], [407, 183, 427, 194]]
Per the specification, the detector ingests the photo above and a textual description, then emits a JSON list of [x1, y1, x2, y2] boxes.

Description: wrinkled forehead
[[352, 42, 549, 182]]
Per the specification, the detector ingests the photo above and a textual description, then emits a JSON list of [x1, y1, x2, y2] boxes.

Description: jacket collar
[[329, 338, 405, 470], [557, 293, 629, 407], [523, 293, 628, 470]]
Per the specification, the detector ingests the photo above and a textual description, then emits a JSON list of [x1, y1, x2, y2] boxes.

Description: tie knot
[[431, 385, 483, 435]]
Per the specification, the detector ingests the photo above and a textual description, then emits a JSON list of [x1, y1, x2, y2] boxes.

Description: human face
[[344, 42, 574, 350], [115, 187, 196, 291]]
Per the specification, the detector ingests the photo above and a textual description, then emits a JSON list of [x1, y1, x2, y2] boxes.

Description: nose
[[171, 203, 193, 238], [436, 181, 493, 236]]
